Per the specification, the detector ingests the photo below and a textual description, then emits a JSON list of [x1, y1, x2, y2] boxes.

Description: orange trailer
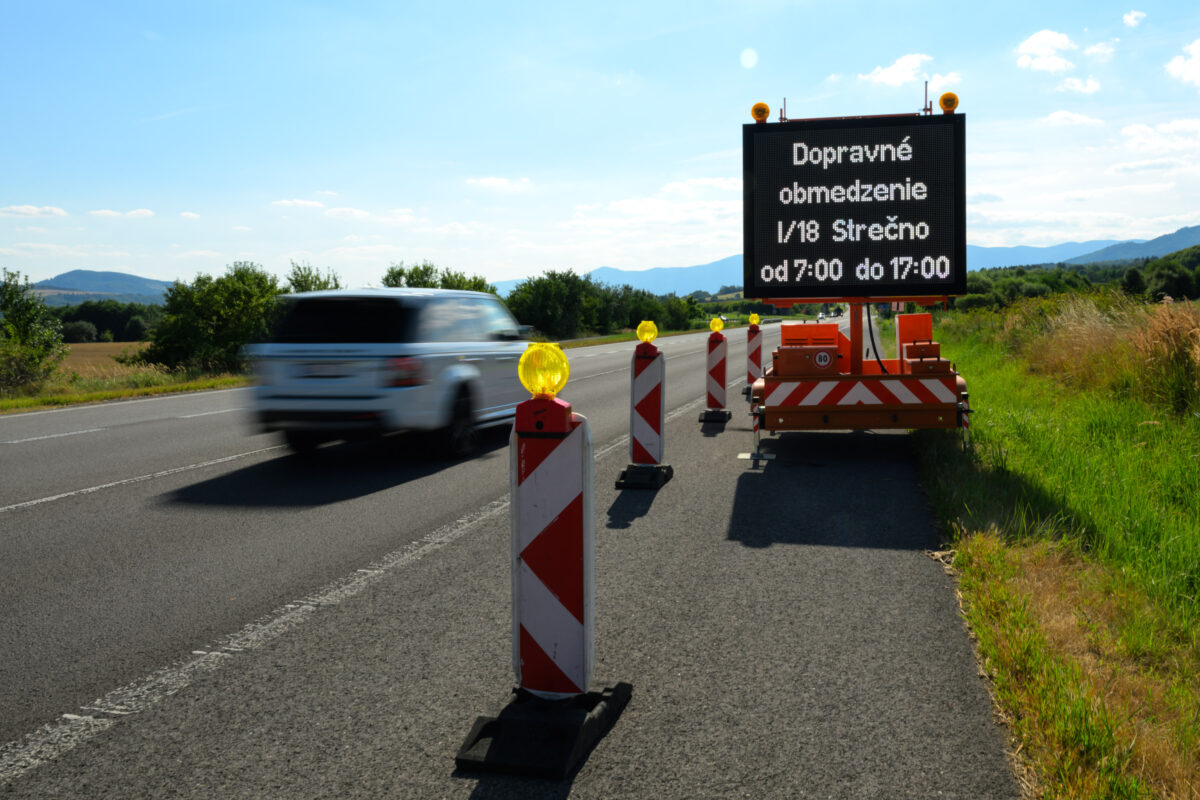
[[749, 300, 969, 435]]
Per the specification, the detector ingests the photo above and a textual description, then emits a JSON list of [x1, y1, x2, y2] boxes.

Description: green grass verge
[[0, 374, 251, 413], [912, 310, 1199, 798]]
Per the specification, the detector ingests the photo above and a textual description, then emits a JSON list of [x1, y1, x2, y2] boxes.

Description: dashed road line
[[2, 428, 104, 445], [0, 446, 284, 514]]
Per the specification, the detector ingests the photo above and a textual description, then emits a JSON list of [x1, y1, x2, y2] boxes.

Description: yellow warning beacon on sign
[[636, 320, 658, 344], [518, 343, 569, 399]]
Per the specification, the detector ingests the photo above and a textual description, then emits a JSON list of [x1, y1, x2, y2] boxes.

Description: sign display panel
[[743, 114, 966, 299]]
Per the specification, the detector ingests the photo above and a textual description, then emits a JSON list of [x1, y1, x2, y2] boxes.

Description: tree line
[[8, 247, 1197, 393], [952, 252, 1200, 311]]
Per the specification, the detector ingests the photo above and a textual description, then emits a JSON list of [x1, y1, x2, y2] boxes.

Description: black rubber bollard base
[[698, 409, 732, 423], [455, 683, 633, 780], [614, 464, 673, 490]]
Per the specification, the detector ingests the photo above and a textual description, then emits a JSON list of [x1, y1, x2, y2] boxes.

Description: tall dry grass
[[998, 292, 1200, 415]]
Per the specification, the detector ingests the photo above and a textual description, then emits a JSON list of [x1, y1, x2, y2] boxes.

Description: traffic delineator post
[[456, 343, 631, 779], [743, 313, 762, 402], [699, 318, 732, 423], [616, 321, 672, 490]]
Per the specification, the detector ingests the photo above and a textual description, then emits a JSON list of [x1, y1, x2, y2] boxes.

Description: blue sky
[[3, 1, 1199, 289]]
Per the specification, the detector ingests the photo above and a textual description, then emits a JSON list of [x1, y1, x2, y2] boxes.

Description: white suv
[[245, 288, 529, 455]]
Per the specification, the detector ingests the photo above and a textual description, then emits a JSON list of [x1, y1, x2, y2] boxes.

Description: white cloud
[[323, 206, 425, 226], [325, 207, 374, 221], [272, 198, 325, 208], [1085, 40, 1117, 61], [1058, 76, 1101, 94], [558, 178, 741, 261], [1040, 110, 1104, 126], [1166, 39, 1200, 89], [88, 208, 154, 218], [1121, 119, 1200, 151], [1123, 10, 1146, 27], [180, 211, 200, 219], [466, 177, 532, 192], [928, 72, 961, 94], [1017, 30, 1076, 72], [858, 53, 931, 86], [740, 48, 758, 69], [1106, 157, 1190, 174], [0, 205, 68, 217]]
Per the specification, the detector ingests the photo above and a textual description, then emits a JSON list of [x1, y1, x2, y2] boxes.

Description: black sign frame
[[743, 113, 966, 300]]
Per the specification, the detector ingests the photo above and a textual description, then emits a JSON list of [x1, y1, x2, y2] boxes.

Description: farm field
[[0, 342, 246, 413]]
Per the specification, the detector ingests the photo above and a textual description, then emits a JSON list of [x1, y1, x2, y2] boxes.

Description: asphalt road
[[0, 322, 1018, 798]]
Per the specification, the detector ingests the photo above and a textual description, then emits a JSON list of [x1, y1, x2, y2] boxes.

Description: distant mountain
[[966, 240, 1131, 270], [32, 270, 173, 306], [1065, 225, 1200, 264], [493, 255, 742, 297]]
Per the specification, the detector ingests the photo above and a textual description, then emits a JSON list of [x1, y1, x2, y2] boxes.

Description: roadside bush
[[140, 262, 281, 372], [0, 268, 69, 393]]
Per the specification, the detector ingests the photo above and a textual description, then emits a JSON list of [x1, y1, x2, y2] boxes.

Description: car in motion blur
[[245, 289, 529, 455]]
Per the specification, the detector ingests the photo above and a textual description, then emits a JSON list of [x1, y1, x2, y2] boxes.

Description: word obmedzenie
[[778, 177, 928, 205]]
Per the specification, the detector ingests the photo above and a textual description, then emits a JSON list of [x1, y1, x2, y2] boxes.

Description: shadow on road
[[164, 427, 509, 508], [605, 490, 658, 529], [727, 430, 940, 550], [727, 428, 1093, 551], [456, 774, 572, 800]]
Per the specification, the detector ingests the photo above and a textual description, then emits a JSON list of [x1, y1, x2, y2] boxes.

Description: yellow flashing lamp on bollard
[[636, 320, 658, 344], [939, 92, 959, 114], [751, 102, 770, 124], [710, 317, 725, 334], [749, 313, 760, 326], [518, 343, 569, 399]]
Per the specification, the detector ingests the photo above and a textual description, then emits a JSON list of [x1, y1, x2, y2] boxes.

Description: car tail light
[[387, 356, 427, 387]]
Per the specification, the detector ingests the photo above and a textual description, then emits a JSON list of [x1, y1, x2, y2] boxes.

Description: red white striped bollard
[[744, 314, 762, 403], [616, 321, 672, 490], [457, 343, 630, 779], [699, 317, 732, 423]]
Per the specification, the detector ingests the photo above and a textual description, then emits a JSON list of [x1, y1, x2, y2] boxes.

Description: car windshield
[[272, 297, 418, 344]]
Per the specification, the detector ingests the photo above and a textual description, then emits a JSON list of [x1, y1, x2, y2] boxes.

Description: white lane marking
[[2, 428, 104, 445], [0, 387, 730, 783], [0, 446, 284, 514], [0, 495, 510, 784], [0, 388, 249, 419], [178, 408, 244, 419]]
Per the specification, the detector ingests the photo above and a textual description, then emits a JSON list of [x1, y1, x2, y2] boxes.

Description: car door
[[469, 296, 527, 414]]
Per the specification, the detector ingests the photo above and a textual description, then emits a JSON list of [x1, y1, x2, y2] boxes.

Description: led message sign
[[743, 114, 966, 299]]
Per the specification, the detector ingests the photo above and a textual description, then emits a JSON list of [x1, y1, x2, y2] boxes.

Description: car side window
[[418, 298, 459, 343], [475, 297, 520, 340]]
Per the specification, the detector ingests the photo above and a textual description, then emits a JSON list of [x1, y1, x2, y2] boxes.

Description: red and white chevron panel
[[630, 343, 664, 465], [746, 325, 762, 386], [510, 411, 594, 698], [706, 333, 727, 410], [764, 376, 959, 407]]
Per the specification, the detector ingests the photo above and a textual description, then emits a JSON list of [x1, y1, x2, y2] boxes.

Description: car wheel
[[284, 430, 323, 455], [442, 388, 478, 458]]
